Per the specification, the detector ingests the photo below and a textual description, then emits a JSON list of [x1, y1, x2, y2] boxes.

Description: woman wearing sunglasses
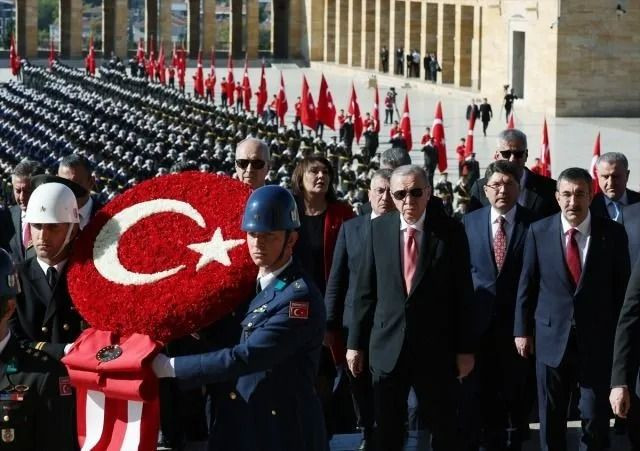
[[291, 156, 355, 436]]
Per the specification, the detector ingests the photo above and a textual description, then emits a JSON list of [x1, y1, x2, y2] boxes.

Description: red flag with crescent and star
[[9, 33, 20, 76], [226, 52, 235, 106], [590, 132, 602, 194], [276, 72, 288, 124], [256, 61, 268, 115], [464, 114, 475, 157], [348, 83, 363, 144], [193, 50, 205, 97], [242, 56, 252, 111], [300, 75, 317, 130], [373, 85, 381, 133], [136, 38, 145, 64], [316, 74, 336, 130], [432, 101, 448, 172], [507, 112, 515, 129], [400, 95, 412, 150], [541, 118, 551, 177], [85, 36, 96, 76], [209, 47, 216, 97], [48, 39, 56, 69]]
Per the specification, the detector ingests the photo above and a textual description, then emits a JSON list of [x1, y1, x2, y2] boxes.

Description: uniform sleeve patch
[[289, 301, 309, 320], [59, 377, 73, 396]]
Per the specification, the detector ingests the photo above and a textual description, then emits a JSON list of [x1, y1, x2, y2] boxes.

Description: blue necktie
[[609, 201, 623, 223]]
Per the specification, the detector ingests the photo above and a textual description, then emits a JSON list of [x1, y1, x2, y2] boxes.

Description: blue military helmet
[[0, 249, 19, 299], [241, 185, 301, 232]]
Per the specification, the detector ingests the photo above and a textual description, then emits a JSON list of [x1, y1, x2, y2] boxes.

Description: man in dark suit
[[479, 98, 493, 137], [623, 202, 640, 266], [347, 165, 475, 450], [326, 168, 394, 450], [57, 154, 104, 228], [514, 168, 630, 450], [610, 258, 640, 449], [462, 161, 535, 451], [469, 129, 559, 220], [465, 99, 480, 122], [7, 160, 43, 264], [10, 182, 84, 360], [589, 152, 640, 223]]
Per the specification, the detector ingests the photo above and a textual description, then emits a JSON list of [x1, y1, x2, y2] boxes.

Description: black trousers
[[373, 347, 459, 451], [460, 326, 533, 451], [482, 120, 489, 136], [537, 332, 610, 451], [345, 354, 374, 431]]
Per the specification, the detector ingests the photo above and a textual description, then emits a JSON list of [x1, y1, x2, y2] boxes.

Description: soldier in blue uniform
[[153, 185, 328, 451], [0, 248, 78, 450]]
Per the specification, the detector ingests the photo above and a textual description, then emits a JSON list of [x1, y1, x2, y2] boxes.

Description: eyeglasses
[[391, 188, 426, 201], [373, 187, 391, 196], [499, 150, 526, 159], [486, 181, 518, 191], [236, 159, 266, 170]]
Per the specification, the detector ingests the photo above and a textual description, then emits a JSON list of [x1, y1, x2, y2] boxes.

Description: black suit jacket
[[347, 210, 474, 376], [0, 207, 12, 252], [469, 167, 559, 220], [8, 205, 28, 264], [589, 190, 640, 220], [10, 257, 84, 359], [624, 202, 640, 266], [612, 257, 640, 396], [325, 214, 370, 331], [462, 204, 535, 338]]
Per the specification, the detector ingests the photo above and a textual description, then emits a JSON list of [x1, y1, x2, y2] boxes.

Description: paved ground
[[1, 59, 639, 187]]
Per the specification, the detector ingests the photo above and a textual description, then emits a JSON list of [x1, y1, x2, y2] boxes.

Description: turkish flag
[[256, 62, 268, 115], [464, 115, 475, 157], [242, 56, 252, 111], [226, 52, 235, 105], [372, 85, 380, 133], [209, 47, 216, 97], [590, 132, 602, 194], [136, 38, 145, 64], [48, 39, 56, 70], [193, 50, 204, 97], [86, 36, 96, 76], [300, 75, 317, 130], [348, 83, 363, 144], [316, 74, 336, 130], [507, 112, 515, 129], [171, 42, 178, 69], [276, 72, 288, 124], [400, 95, 412, 151], [541, 118, 551, 178], [157, 43, 165, 84], [9, 33, 19, 76], [432, 101, 448, 172]]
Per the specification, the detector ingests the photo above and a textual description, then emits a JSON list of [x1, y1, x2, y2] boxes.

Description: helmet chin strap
[[51, 223, 74, 260]]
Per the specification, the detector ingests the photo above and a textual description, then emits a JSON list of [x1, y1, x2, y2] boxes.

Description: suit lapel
[[11, 207, 23, 255], [384, 214, 405, 296], [551, 216, 576, 293], [502, 206, 527, 270], [408, 217, 439, 298], [575, 218, 600, 294], [481, 208, 498, 278]]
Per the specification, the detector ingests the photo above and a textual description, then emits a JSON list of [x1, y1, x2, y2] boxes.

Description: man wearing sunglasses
[[234, 138, 271, 190], [347, 165, 474, 450], [469, 129, 559, 220]]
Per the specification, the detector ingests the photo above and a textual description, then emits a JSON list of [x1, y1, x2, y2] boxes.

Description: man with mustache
[[514, 168, 630, 450]]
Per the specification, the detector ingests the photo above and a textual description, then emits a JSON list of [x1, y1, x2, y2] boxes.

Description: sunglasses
[[499, 150, 526, 159], [391, 188, 426, 201], [236, 159, 266, 170]]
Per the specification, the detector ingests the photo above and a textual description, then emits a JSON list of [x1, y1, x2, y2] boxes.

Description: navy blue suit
[[589, 190, 640, 221], [173, 263, 328, 451], [514, 213, 630, 450], [462, 205, 535, 449]]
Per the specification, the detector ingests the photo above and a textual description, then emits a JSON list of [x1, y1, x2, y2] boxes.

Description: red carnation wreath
[[67, 171, 256, 343]]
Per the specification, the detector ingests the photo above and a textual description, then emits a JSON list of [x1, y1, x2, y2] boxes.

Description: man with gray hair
[[590, 152, 640, 223], [325, 168, 394, 450], [234, 138, 271, 190], [380, 147, 411, 170], [7, 160, 43, 263], [347, 164, 474, 450], [469, 129, 558, 220]]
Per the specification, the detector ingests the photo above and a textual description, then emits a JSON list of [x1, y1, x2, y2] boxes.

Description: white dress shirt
[[490, 205, 517, 248], [37, 259, 67, 277], [257, 258, 293, 291], [78, 196, 94, 230], [560, 211, 591, 267], [399, 211, 426, 268]]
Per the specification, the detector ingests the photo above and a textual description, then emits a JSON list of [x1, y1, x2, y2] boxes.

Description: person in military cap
[[0, 248, 78, 450], [9, 182, 84, 360], [153, 185, 328, 451]]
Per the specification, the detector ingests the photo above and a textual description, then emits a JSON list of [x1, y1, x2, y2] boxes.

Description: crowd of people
[[0, 57, 639, 451]]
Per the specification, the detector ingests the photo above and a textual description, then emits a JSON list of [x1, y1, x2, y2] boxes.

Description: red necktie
[[566, 228, 582, 286], [494, 216, 507, 271], [403, 227, 418, 295]]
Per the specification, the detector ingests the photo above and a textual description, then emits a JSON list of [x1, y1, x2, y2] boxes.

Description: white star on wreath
[[188, 227, 245, 270]]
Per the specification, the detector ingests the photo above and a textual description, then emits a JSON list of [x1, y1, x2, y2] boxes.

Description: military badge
[[1, 428, 14, 443], [289, 301, 309, 319]]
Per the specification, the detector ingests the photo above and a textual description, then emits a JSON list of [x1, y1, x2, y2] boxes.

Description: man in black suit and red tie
[[590, 152, 640, 223], [346, 165, 475, 451], [469, 129, 559, 220], [462, 160, 535, 451], [514, 167, 630, 451]]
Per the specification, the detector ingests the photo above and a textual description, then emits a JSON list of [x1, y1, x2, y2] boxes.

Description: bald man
[[235, 138, 271, 190]]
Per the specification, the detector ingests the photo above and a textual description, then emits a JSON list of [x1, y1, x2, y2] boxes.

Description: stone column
[[202, 1, 216, 53], [307, 0, 325, 61], [335, 0, 349, 64], [389, 0, 405, 75], [60, 0, 83, 58], [324, 0, 336, 62], [471, 5, 482, 90], [288, 0, 303, 58], [347, 0, 362, 66], [16, 0, 38, 58], [103, 0, 129, 58], [145, 0, 158, 50], [361, 0, 376, 69], [246, 0, 259, 59], [158, 0, 172, 50], [230, 0, 243, 57], [405, 0, 421, 77], [437, 3, 455, 84], [374, 0, 390, 71], [272, 0, 288, 58], [455, 4, 474, 87], [425, 2, 438, 56], [187, 0, 200, 57]]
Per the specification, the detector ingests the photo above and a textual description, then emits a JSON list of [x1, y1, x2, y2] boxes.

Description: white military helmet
[[25, 182, 79, 224]]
